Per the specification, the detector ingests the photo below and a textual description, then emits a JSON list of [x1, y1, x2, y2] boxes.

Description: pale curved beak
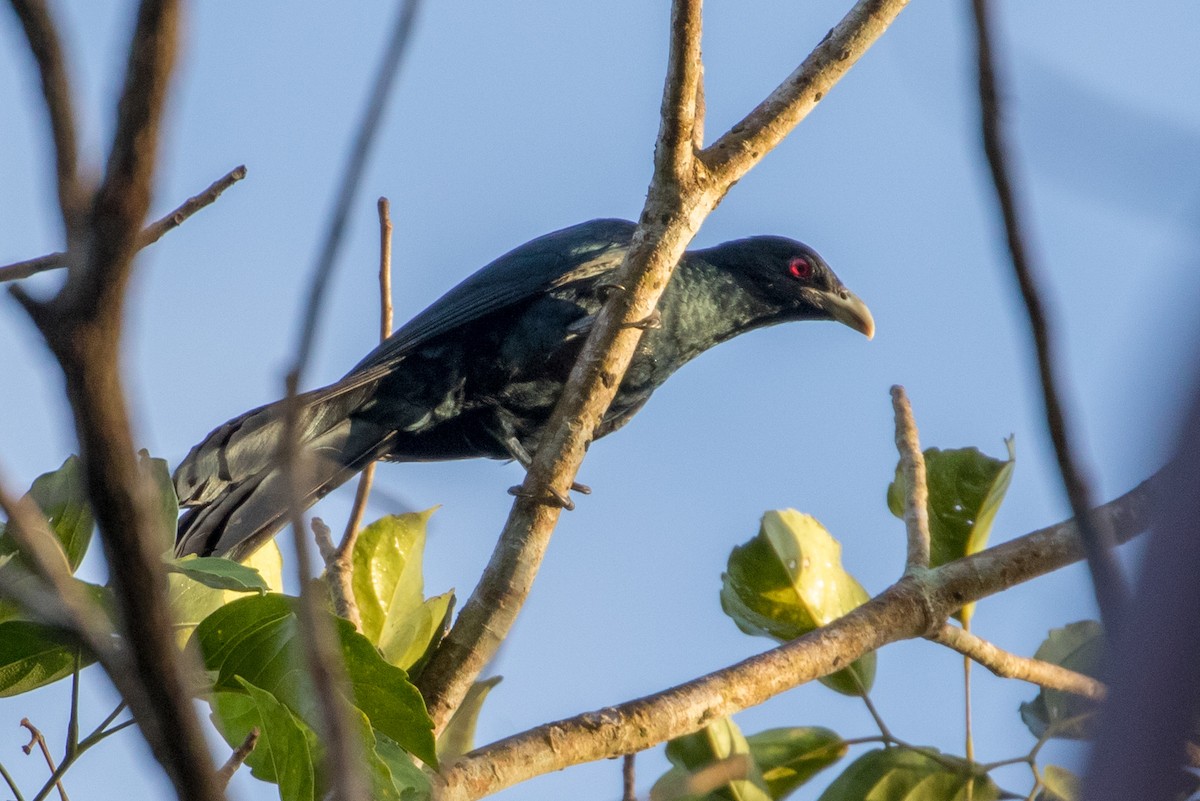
[[824, 288, 875, 340]]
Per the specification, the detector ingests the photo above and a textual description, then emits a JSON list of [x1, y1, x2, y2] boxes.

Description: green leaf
[[351, 511, 446, 660], [721, 510, 875, 695], [10, 456, 94, 572], [887, 440, 1015, 624], [138, 451, 179, 554], [194, 593, 436, 766], [817, 748, 999, 801], [658, 717, 771, 801], [1039, 765, 1080, 801], [211, 678, 318, 801], [1019, 621, 1104, 741], [168, 555, 271, 593], [746, 728, 847, 800], [168, 541, 285, 646], [438, 676, 501, 763], [0, 621, 94, 697], [356, 710, 432, 801]]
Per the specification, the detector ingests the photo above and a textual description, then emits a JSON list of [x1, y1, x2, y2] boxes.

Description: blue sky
[[2, 2, 1198, 799]]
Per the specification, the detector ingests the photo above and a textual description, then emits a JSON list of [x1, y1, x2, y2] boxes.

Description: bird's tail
[[174, 380, 392, 560]]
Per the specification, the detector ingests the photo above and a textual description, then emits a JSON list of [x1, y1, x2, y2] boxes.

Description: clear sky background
[[2, 2, 1199, 800]]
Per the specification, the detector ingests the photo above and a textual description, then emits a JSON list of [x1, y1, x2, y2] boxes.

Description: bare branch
[[622, 753, 636, 801], [19, 720, 68, 801], [7, 0, 85, 232], [970, 0, 1126, 627], [417, 0, 913, 731], [215, 728, 259, 790], [291, 0, 420, 380], [0, 165, 247, 283], [433, 474, 1157, 801], [927, 623, 1104, 700], [702, 0, 910, 187], [891, 386, 930, 573], [7, 2, 226, 799]]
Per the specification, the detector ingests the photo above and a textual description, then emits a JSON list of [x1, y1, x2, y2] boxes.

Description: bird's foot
[[508, 483, 576, 511], [621, 308, 662, 331], [596, 282, 627, 300]]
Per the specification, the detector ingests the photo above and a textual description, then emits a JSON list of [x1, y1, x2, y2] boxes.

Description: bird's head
[[703, 236, 875, 340]]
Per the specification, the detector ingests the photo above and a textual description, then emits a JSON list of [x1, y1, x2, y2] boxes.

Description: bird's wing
[[347, 218, 636, 377]]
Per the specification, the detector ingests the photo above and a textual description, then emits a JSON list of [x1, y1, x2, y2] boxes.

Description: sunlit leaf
[[1020, 621, 1104, 741], [212, 678, 318, 801], [352, 511, 435, 641], [816, 748, 999, 801], [746, 727, 846, 800], [721, 510, 875, 695], [168, 555, 271, 593], [438, 676, 501, 764], [194, 593, 436, 766], [167, 541, 284, 646], [887, 439, 1015, 624]]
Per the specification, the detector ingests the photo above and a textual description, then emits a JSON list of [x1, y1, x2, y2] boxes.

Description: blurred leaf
[[657, 717, 770, 801], [1039, 765, 1080, 801], [721, 510, 875, 695], [887, 440, 1015, 624], [168, 555, 270, 593], [816, 748, 999, 801], [0, 620, 94, 697], [746, 727, 847, 800], [438, 676, 501, 763], [138, 451, 179, 554], [194, 593, 436, 766], [1020, 621, 1104, 740], [0, 456, 94, 572], [212, 678, 318, 801]]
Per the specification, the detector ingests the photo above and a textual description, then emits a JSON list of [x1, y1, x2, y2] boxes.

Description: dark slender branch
[[416, 0, 913, 732], [891, 386, 930, 573], [0, 165, 247, 283], [927, 624, 1104, 700], [19, 719, 69, 801], [8, 2, 225, 799], [0, 760, 24, 801], [291, 0, 420, 380], [970, 0, 1126, 628], [433, 473, 1158, 801], [7, 0, 85, 233], [622, 753, 636, 801]]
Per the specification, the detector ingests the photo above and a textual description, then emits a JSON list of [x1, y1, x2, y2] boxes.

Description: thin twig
[[929, 623, 1104, 699], [0, 760, 26, 801], [970, 0, 1126, 628], [622, 753, 636, 801], [416, 0, 913, 732], [891, 386, 930, 573], [19, 720, 68, 801], [432, 472, 1159, 801], [7, 0, 85, 233], [215, 728, 259, 790], [276, 3, 420, 798], [0, 165, 247, 283]]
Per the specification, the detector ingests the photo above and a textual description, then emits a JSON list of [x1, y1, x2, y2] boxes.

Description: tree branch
[[926, 623, 1104, 700], [970, 0, 1126, 628], [7, 3, 225, 800], [433, 473, 1157, 801], [0, 165, 246, 283], [417, 0, 912, 732], [7, 0, 85, 233], [891, 386, 930, 573]]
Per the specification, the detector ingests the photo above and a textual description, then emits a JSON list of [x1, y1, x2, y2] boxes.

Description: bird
[[174, 218, 874, 560]]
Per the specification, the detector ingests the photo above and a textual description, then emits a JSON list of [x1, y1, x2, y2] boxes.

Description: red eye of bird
[[788, 257, 812, 279]]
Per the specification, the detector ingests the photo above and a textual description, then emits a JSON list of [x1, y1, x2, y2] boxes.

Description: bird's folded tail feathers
[[174, 381, 390, 560]]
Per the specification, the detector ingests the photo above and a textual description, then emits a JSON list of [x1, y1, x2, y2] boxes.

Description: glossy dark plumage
[[174, 219, 874, 559]]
